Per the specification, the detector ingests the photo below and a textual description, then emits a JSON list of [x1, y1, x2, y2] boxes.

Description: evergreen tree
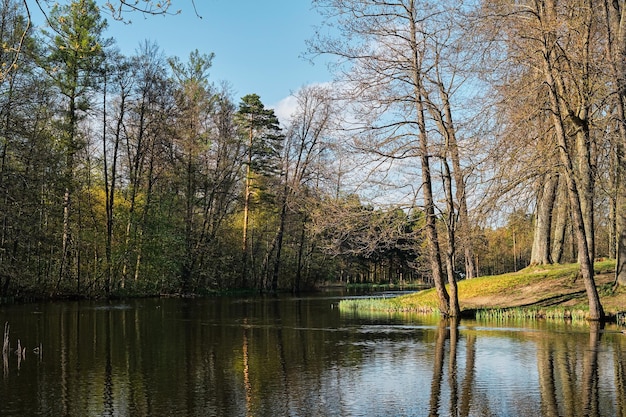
[[41, 0, 110, 293], [235, 94, 283, 288]]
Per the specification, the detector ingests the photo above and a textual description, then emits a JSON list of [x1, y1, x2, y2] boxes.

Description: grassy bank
[[339, 260, 625, 322]]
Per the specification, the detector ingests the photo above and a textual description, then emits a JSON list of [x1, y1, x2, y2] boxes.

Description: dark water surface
[[1, 293, 625, 416]]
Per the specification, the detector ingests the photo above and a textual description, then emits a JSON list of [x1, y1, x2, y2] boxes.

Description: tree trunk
[[609, 145, 618, 260], [576, 126, 596, 264], [541, 0, 603, 320], [410, 11, 450, 315], [438, 81, 476, 279], [442, 158, 460, 317], [241, 127, 253, 288], [551, 180, 569, 264], [531, 172, 558, 265], [543, 62, 603, 320], [57, 93, 78, 293], [574, 0, 596, 265], [603, 0, 626, 286]]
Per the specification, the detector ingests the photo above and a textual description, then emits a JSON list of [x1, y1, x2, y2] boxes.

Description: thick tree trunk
[[531, 172, 558, 265], [574, 1, 596, 265], [576, 127, 596, 264], [540, 0, 603, 320], [420, 134, 449, 315], [604, 0, 626, 286], [551, 181, 569, 264], [545, 75, 604, 320]]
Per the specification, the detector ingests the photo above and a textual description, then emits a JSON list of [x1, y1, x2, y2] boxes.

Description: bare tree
[[272, 84, 334, 292], [309, 0, 483, 316], [481, 0, 604, 319], [603, 0, 626, 286]]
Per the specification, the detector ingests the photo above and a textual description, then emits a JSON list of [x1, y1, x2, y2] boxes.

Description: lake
[[1, 292, 625, 416]]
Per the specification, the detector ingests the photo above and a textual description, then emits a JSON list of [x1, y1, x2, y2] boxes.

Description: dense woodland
[[1, 0, 626, 318]]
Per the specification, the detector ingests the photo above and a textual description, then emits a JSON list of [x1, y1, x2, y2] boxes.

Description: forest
[[1, 0, 625, 317]]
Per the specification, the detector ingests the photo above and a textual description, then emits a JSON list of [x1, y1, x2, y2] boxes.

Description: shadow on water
[[1, 296, 626, 416]]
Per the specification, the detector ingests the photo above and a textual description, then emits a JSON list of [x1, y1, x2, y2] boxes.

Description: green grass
[[338, 260, 617, 322], [339, 297, 439, 315]]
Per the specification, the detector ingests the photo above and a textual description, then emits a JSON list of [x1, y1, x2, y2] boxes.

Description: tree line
[[0, 0, 430, 299], [2, 0, 626, 320]]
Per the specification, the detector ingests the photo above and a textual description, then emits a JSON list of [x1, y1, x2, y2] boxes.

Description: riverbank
[[339, 260, 626, 322]]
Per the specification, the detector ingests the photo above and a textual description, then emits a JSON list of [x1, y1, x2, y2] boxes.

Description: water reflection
[[535, 321, 624, 417], [0, 297, 624, 416], [428, 318, 475, 417]]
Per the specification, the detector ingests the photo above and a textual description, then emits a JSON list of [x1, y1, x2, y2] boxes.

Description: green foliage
[[43, 0, 109, 98], [236, 93, 284, 176]]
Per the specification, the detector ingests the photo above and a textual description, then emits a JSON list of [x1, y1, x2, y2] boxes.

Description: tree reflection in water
[[429, 318, 479, 417], [1, 297, 626, 416], [536, 322, 617, 417]]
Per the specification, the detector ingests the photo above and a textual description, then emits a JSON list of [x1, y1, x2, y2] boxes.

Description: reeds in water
[[2, 322, 8, 357], [475, 307, 589, 322], [2, 322, 42, 376]]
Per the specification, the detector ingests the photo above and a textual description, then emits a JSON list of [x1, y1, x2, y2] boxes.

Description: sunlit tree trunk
[[551, 179, 569, 264], [235, 94, 283, 290], [603, 0, 626, 286], [410, 8, 450, 316], [542, 51, 604, 319], [531, 172, 558, 265], [242, 124, 252, 287]]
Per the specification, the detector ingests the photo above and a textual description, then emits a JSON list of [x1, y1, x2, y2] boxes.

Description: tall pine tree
[[235, 94, 283, 288], [41, 0, 109, 293]]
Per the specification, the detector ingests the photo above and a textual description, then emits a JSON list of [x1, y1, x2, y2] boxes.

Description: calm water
[[1, 292, 625, 416]]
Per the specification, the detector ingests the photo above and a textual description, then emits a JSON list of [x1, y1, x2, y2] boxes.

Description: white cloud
[[272, 95, 299, 126], [271, 82, 336, 126]]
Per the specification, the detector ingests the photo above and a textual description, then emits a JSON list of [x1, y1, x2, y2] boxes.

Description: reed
[[476, 307, 590, 322], [339, 298, 397, 312], [338, 297, 438, 315], [2, 322, 8, 357]]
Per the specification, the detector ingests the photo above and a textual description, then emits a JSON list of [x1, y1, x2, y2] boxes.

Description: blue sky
[[104, 0, 332, 113]]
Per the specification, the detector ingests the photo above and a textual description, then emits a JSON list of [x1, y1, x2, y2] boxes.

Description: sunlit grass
[[338, 260, 617, 322]]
